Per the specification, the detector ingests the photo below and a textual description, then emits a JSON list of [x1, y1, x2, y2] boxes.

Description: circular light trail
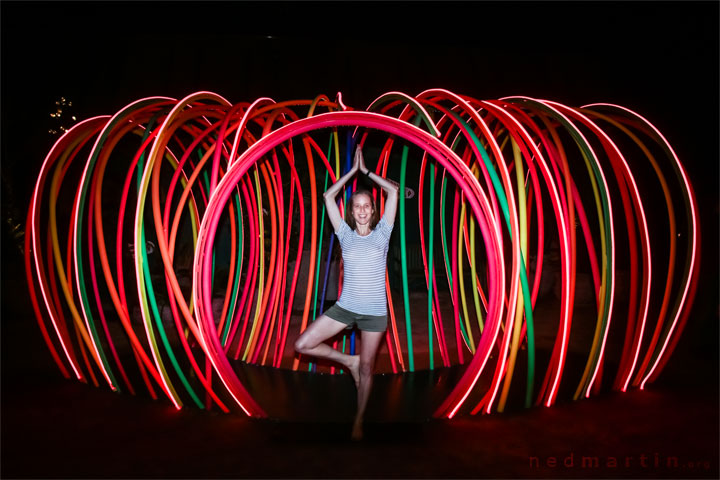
[[25, 90, 701, 418]]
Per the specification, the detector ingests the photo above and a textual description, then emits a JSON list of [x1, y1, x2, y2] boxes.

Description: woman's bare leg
[[352, 330, 385, 440], [293, 315, 360, 384]]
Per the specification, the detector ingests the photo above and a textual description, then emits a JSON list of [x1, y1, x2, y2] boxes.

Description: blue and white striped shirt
[[335, 216, 394, 316]]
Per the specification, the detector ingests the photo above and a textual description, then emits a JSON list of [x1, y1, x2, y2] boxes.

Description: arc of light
[[87, 120, 169, 396], [417, 90, 523, 415], [145, 96, 233, 346], [451, 105, 524, 412], [520, 97, 618, 402], [152, 125, 231, 410], [366, 91, 441, 138], [107, 119, 170, 399], [377, 143, 408, 372], [579, 107, 677, 391], [49, 136, 101, 385], [24, 204, 72, 378], [413, 103, 490, 357], [72, 101, 175, 393], [509, 106, 587, 405], [45, 130, 105, 383], [416, 103, 490, 365], [491, 97, 578, 407], [273, 140, 306, 367], [548, 101, 653, 395], [497, 137, 530, 411], [194, 110, 504, 418], [583, 104, 699, 389], [134, 92, 232, 409], [29, 117, 110, 380]]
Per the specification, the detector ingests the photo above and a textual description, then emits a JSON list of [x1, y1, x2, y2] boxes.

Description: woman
[[294, 146, 399, 440]]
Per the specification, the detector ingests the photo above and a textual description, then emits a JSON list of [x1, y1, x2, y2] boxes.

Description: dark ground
[[1, 317, 718, 479]]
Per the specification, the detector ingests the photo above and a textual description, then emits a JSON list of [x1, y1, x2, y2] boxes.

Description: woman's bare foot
[[351, 418, 363, 441], [347, 355, 360, 388]]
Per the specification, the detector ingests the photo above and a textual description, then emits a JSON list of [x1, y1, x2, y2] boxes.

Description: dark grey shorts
[[324, 304, 388, 332]]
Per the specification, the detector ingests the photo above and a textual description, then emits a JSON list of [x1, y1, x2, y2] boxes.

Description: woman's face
[[351, 193, 374, 227]]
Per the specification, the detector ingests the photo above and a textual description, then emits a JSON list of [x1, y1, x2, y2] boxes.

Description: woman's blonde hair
[[344, 189, 380, 231]]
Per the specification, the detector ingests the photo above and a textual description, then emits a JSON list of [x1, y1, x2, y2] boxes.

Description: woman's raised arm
[[322, 155, 359, 233], [357, 148, 399, 225]]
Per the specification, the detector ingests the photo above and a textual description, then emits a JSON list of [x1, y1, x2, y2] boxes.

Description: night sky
[[1, 0, 718, 356]]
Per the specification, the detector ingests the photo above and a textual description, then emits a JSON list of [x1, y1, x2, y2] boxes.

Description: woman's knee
[[294, 336, 309, 354], [359, 359, 374, 378]]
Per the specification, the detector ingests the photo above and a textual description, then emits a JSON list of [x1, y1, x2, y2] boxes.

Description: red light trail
[[25, 91, 700, 418]]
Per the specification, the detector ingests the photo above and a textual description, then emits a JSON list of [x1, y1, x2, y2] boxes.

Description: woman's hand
[[354, 147, 369, 175], [325, 147, 366, 232]]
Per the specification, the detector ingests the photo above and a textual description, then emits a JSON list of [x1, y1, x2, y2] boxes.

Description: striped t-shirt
[[334, 215, 394, 316]]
